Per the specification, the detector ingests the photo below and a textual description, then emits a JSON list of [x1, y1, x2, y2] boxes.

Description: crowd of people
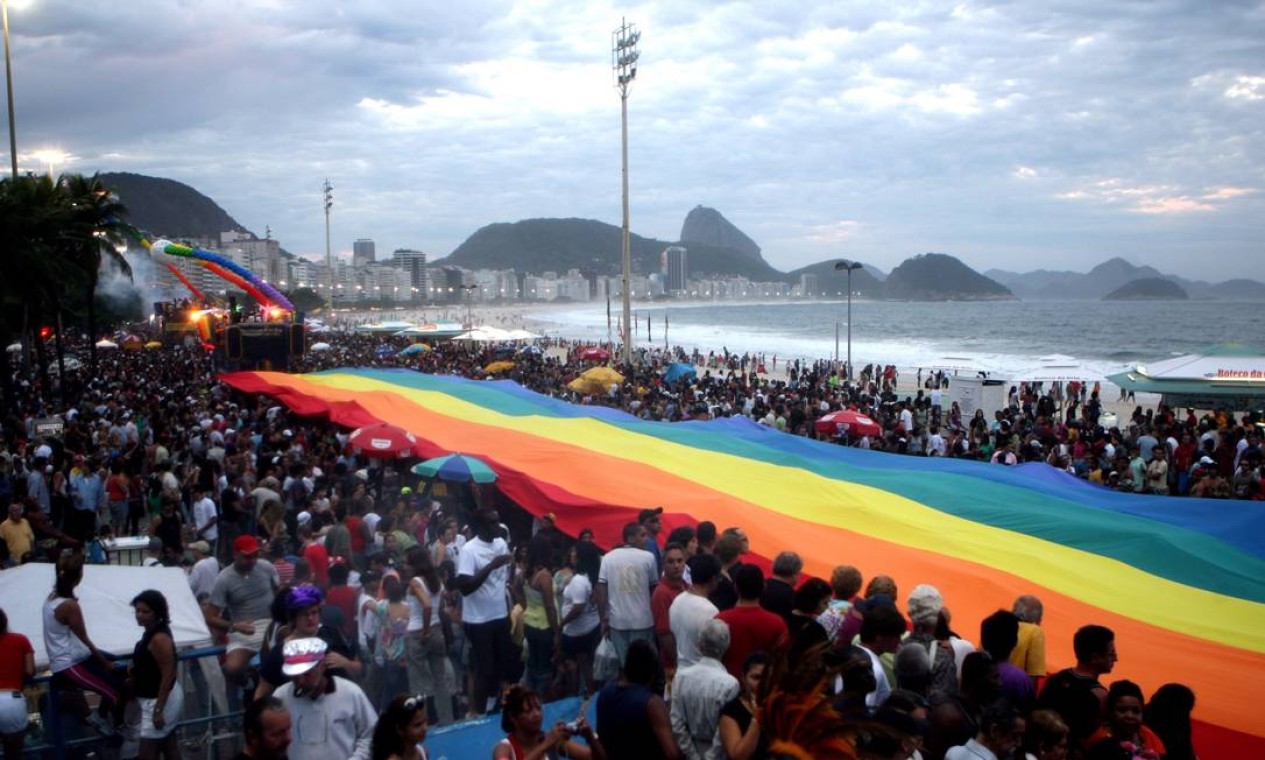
[[293, 332, 1264, 501], [0, 327, 1238, 759]]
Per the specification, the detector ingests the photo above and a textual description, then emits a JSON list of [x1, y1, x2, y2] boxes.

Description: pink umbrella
[[815, 410, 882, 438], [348, 422, 419, 458], [578, 346, 610, 361]]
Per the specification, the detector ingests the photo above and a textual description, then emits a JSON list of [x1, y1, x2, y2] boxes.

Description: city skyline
[[6, 1, 1263, 280]]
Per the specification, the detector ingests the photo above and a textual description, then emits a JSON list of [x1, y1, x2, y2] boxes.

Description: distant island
[[882, 253, 1015, 301], [1103, 277, 1189, 301]]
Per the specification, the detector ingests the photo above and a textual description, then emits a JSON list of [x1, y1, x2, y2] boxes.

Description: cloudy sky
[[10, 0, 1264, 279]]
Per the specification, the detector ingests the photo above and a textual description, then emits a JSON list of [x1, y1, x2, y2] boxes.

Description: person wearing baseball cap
[[273, 637, 376, 760], [637, 507, 665, 570], [207, 534, 280, 686], [255, 585, 361, 700], [186, 540, 220, 601]]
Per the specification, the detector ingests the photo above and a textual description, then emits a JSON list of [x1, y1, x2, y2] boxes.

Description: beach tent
[[454, 327, 511, 342], [221, 368, 1265, 756], [1107, 343, 1265, 410], [394, 322, 466, 339], [355, 320, 416, 334], [0, 564, 212, 670]]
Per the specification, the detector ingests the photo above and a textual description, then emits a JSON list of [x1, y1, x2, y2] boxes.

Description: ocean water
[[527, 299, 1265, 380]]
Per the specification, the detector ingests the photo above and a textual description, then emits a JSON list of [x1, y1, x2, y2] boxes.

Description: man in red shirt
[[299, 525, 329, 588], [717, 563, 787, 680], [650, 543, 688, 675]]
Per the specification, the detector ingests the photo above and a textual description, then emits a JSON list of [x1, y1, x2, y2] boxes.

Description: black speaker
[[225, 325, 243, 359], [289, 324, 306, 356]]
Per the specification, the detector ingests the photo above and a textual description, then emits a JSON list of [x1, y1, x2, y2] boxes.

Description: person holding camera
[[492, 684, 606, 760]]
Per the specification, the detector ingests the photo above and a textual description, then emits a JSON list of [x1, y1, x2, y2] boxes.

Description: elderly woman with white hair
[[670, 618, 739, 759]]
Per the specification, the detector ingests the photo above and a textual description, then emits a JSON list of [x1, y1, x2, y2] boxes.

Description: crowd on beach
[[0, 328, 1241, 759]]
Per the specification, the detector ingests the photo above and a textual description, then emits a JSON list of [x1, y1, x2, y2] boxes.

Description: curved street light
[[835, 260, 863, 380]]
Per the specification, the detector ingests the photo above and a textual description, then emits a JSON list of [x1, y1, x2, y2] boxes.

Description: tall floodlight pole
[[3, 0, 19, 178], [323, 179, 334, 307], [835, 260, 863, 380], [613, 19, 639, 365]]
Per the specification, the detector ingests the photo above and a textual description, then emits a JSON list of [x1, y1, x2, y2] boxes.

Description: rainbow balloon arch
[[146, 238, 295, 314]]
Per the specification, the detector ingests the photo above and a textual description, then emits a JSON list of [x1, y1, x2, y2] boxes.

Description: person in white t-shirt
[[191, 485, 219, 555], [455, 509, 515, 717], [594, 521, 659, 665], [559, 541, 603, 695], [669, 553, 721, 670]]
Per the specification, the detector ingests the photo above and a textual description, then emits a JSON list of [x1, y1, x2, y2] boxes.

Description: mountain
[[1211, 279, 1265, 300], [1103, 278, 1189, 300], [987, 257, 1265, 300], [785, 260, 885, 297], [679, 206, 766, 265], [100, 172, 250, 240], [883, 253, 1014, 301], [435, 218, 785, 281]]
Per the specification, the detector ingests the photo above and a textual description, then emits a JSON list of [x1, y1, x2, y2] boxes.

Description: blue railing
[[22, 646, 240, 759]]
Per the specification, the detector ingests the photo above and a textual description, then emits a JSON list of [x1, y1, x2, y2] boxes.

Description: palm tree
[[0, 173, 66, 409], [59, 173, 130, 373]]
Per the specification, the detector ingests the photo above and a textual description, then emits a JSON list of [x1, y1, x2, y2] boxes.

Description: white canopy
[[95, 339, 119, 349], [1012, 364, 1090, 383], [454, 326, 513, 342], [1136, 352, 1265, 382], [0, 564, 212, 670]]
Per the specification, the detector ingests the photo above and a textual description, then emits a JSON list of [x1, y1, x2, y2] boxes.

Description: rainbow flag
[[222, 369, 1265, 755]]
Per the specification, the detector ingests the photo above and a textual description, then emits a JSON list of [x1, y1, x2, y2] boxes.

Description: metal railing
[[21, 645, 242, 759]]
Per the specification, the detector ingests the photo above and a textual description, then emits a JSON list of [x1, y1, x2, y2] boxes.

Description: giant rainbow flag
[[223, 369, 1265, 755]]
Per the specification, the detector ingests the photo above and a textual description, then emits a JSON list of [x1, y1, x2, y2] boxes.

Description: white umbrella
[[5, 343, 21, 354], [505, 329, 541, 341], [95, 339, 119, 349], [310, 342, 332, 352]]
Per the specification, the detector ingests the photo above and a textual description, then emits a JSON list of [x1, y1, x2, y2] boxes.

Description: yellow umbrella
[[566, 377, 603, 395], [144, 340, 163, 349], [580, 366, 624, 386], [483, 360, 516, 374], [567, 366, 625, 395]]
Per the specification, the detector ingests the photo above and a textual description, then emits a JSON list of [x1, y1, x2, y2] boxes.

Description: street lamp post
[[2, 0, 20, 178], [612, 18, 639, 365], [323, 179, 333, 307], [835, 260, 863, 380], [460, 284, 477, 329]]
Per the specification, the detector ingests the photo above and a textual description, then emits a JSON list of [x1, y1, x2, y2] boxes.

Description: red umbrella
[[348, 422, 419, 458], [815, 410, 882, 438], [578, 346, 610, 361]]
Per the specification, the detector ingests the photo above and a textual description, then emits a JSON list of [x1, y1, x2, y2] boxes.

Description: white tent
[[1135, 351, 1265, 381], [454, 326, 512, 342], [0, 564, 212, 670]]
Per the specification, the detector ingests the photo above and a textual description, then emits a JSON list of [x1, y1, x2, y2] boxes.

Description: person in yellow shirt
[[1010, 594, 1047, 687], [0, 502, 35, 564]]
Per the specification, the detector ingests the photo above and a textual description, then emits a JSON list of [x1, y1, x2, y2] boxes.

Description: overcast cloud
[[9, 0, 1264, 279]]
